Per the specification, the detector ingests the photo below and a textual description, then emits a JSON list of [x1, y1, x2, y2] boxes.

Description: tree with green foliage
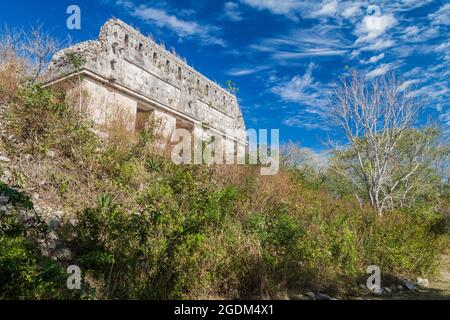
[[329, 72, 448, 215]]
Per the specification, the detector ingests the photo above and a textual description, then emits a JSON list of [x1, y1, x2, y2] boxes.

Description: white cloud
[[352, 38, 395, 56], [350, 4, 399, 57], [399, 79, 420, 91], [227, 68, 256, 76], [441, 109, 450, 126], [366, 63, 395, 78], [267, 74, 279, 83], [356, 5, 397, 43], [429, 3, 450, 26], [310, 0, 338, 18], [132, 7, 198, 36], [434, 42, 450, 52], [403, 26, 420, 37], [283, 114, 330, 130], [367, 38, 395, 51], [240, 0, 305, 16], [272, 63, 330, 111], [272, 48, 347, 60], [435, 42, 450, 61], [226, 65, 269, 76], [249, 25, 350, 64], [400, 24, 440, 44], [342, 2, 363, 18], [115, 0, 133, 9], [402, 66, 422, 78], [223, 2, 243, 22], [379, 0, 434, 13], [239, 0, 360, 20], [361, 52, 385, 64], [440, 109, 450, 139], [115, 2, 226, 47], [400, 64, 449, 117]]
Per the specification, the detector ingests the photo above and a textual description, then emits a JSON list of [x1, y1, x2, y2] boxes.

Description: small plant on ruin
[[225, 80, 239, 95]]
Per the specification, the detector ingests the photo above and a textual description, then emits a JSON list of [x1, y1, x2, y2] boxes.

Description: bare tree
[[0, 24, 62, 83], [280, 141, 327, 173], [0, 27, 26, 100], [0, 26, 17, 59], [329, 71, 439, 215], [20, 25, 62, 83]]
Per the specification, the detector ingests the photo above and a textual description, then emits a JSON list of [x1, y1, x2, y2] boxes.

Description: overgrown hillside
[[0, 42, 449, 300]]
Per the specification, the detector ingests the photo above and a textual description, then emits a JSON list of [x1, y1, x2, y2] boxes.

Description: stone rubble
[[401, 279, 416, 291], [416, 277, 429, 287]]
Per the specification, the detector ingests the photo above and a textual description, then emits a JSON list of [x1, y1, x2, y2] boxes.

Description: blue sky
[[0, 0, 448, 150]]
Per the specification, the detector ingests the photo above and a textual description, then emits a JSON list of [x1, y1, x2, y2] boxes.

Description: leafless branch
[[329, 71, 437, 215]]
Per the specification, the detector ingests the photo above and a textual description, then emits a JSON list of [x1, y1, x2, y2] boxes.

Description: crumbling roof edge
[[100, 18, 239, 103]]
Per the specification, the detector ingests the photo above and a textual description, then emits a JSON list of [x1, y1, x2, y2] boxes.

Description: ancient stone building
[[45, 18, 247, 157]]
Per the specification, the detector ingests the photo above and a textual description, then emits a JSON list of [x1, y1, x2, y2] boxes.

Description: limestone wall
[[47, 18, 246, 143]]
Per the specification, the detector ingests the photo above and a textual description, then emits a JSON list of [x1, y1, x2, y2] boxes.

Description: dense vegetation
[[0, 35, 448, 299], [0, 80, 448, 300]]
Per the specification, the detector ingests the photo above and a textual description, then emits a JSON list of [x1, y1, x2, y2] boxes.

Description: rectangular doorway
[[135, 105, 154, 133]]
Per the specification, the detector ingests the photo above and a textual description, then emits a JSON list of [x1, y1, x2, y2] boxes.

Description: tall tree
[[329, 72, 444, 215]]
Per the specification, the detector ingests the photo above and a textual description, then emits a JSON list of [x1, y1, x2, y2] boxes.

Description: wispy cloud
[[440, 109, 450, 137], [309, 0, 339, 18], [114, 1, 226, 47], [366, 62, 396, 78], [238, 0, 367, 21], [429, 3, 450, 26], [272, 48, 347, 60], [226, 65, 270, 76], [239, 0, 433, 21], [239, 0, 355, 20], [223, 2, 244, 21], [399, 79, 420, 92], [283, 113, 331, 131], [248, 24, 351, 64], [239, 0, 307, 17], [435, 42, 450, 61], [272, 63, 331, 111], [361, 52, 385, 64], [342, 2, 363, 19]]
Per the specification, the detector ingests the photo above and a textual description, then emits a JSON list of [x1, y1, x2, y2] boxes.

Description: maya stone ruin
[[45, 18, 247, 158]]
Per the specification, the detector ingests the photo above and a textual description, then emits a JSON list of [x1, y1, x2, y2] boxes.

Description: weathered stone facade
[[46, 18, 247, 150]]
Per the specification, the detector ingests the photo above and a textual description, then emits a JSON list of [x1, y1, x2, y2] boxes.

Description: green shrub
[[0, 233, 69, 299], [0, 185, 73, 299], [1, 82, 447, 300], [5, 84, 98, 158]]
